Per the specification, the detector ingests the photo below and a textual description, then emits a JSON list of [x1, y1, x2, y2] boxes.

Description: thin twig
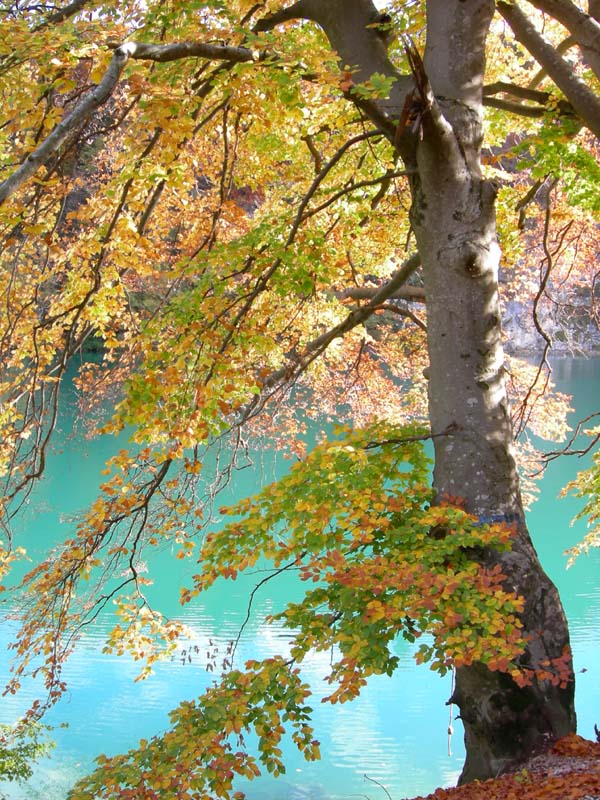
[[230, 558, 301, 665], [363, 774, 393, 800]]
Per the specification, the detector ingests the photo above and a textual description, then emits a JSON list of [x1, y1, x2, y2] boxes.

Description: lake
[[1, 358, 599, 800]]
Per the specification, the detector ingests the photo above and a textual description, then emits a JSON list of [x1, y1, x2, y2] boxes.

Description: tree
[[0, 0, 598, 794]]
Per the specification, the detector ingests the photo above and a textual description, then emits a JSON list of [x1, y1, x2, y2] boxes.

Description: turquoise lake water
[[1, 357, 599, 799]]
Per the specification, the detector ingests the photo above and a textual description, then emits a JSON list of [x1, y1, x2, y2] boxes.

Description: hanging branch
[[542, 412, 600, 461]]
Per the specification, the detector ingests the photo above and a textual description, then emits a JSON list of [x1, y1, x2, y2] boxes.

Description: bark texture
[[278, 0, 578, 783], [411, 6, 576, 778]]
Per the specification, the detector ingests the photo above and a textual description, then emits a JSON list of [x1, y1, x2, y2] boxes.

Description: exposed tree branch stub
[[516, 178, 546, 230]]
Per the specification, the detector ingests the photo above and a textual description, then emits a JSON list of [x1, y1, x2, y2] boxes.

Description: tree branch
[[338, 284, 425, 302], [484, 81, 553, 104], [32, 0, 91, 31], [528, 36, 575, 88], [299, 170, 412, 224], [482, 80, 576, 118], [119, 40, 255, 64], [483, 97, 546, 117], [253, 0, 317, 32], [542, 411, 600, 460], [378, 302, 427, 332], [258, 252, 422, 392], [497, 1, 600, 138], [0, 41, 256, 206], [231, 252, 423, 429], [256, 0, 413, 147], [525, 0, 600, 80], [0, 45, 130, 206]]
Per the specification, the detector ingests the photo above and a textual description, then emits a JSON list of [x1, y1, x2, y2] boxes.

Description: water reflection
[[0, 358, 599, 799]]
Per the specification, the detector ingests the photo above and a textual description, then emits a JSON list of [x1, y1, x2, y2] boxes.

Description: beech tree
[[0, 0, 599, 795]]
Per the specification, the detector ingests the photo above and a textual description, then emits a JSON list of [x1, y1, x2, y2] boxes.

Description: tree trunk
[[411, 88, 577, 782], [409, 0, 577, 781], [272, 0, 578, 782]]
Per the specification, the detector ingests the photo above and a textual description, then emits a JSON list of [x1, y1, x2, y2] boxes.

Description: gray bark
[[526, 0, 600, 80], [411, 5, 575, 777], [498, 1, 600, 137], [255, 0, 412, 132]]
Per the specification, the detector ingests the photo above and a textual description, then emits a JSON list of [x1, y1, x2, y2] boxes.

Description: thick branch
[[338, 285, 425, 302], [525, 0, 600, 79], [257, 0, 413, 145], [484, 81, 552, 103], [483, 97, 546, 117], [32, 0, 90, 30], [378, 302, 427, 332], [0, 41, 255, 206], [498, 1, 600, 137], [0, 45, 131, 206], [254, 0, 316, 31], [482, 83, 576, 117], [261, 253, 422, 391], [121, 40, 254, 64]]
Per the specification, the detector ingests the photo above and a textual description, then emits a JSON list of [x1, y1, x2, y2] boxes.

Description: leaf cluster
[[189, 423, 527, 693], [69, 656, 317, 800], [0, 720, 55, 788]]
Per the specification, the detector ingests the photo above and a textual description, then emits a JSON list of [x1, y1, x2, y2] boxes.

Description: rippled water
[[1, 358, 599, 800]]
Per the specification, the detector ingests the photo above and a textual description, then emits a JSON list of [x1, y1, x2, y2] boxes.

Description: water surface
[[1, 358, 599, 799]]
